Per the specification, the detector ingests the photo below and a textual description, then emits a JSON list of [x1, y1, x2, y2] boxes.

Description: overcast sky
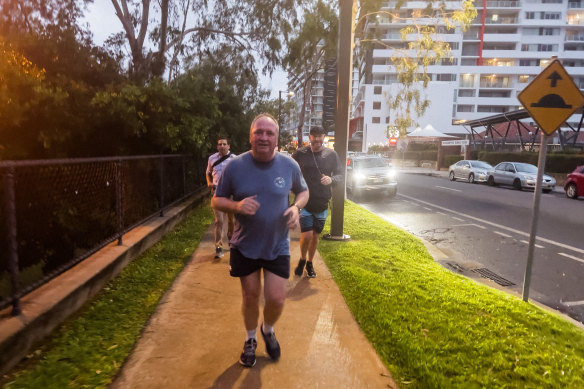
[[81, 2, 288, 99]]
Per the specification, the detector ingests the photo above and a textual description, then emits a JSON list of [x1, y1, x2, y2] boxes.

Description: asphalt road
[[353, 172, 584, 323]]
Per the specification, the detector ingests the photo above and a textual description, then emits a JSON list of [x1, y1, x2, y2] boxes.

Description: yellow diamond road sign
[[518, 59, 584, 135]]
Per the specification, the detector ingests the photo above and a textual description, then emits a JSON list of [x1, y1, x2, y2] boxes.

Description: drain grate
[[472, 268, 515, 287], [445, 262, 465, 273]]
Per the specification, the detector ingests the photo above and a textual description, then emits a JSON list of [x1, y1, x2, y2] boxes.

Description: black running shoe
[[239, 338, 257, 367], [260, 324, 281, 361], [294, 259, 306, 276], [306, 261, 316, 278], [215, 246, 224, 258]]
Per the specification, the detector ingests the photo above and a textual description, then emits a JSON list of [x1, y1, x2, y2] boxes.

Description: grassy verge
[[318, 201, 584, 388], [1, 203, 213, 389]]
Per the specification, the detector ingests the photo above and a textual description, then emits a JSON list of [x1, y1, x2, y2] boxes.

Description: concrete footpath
[[111, 226, 397, 389]]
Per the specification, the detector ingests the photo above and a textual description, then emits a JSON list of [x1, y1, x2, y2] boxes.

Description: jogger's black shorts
[[229, 248, 290, 279]]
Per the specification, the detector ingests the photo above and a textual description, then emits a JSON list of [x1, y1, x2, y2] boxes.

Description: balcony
[[565, 33, 584, 41]]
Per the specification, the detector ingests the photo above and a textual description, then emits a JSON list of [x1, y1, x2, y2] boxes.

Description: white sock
[[246, 329, 257, 340], [262, 323, 274, 334]]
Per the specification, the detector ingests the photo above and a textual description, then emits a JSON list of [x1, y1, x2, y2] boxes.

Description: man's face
[[217, 139, 230, 156], [250, 117, 278, 160], [309, 134, 325, 152]]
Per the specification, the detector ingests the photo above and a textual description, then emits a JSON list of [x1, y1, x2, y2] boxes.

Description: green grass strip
[[318, 201, 584, 388], [1, 203, 213, 389]]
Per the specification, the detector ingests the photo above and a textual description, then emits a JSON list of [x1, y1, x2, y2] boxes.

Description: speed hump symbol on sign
[[517, 59, 584, 135]]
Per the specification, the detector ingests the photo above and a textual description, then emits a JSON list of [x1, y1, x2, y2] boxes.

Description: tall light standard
[[278, 90, 294, 150]]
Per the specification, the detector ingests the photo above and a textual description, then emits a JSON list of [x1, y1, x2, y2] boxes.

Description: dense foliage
[[0, 0, 280, 160]]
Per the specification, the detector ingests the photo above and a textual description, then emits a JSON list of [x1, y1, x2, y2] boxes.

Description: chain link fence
[[0, 155, 207, 314]]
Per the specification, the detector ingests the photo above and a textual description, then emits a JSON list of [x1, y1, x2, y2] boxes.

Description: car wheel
[[468, 173, 475, 184], [487, 176, 495, 186], [543, 189, 552, 193], [566, 183, 578, 199], [513, 179, 522, 190], [449, 171, 455, 181]]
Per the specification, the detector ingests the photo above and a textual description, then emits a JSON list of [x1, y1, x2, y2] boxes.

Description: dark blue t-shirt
[[215, 151, 307, 260]]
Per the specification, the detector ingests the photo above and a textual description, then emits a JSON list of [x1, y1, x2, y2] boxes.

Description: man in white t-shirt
[[206, 137, 236, 258]]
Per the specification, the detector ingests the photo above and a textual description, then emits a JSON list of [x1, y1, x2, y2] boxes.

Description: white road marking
[[423, 207, 432, 211], [562, 300, 584, 307], [494, 231, 512, 238], [435, 186, 461, 192], [453, 223, 486, 229], [437, 212, 447, 216], [451, 216, 465, 222], [558, 252, 584, 265], [398, 193, 584, 256], [520, 240, 544, 249]]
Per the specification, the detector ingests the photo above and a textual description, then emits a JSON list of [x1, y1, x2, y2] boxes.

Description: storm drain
[[445, 262, 465, 273], [472, 268, 515, 287]]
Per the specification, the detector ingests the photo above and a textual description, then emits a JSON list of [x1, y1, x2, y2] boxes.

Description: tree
[[354, 0, 476, 137], [109, 0, 299, 83], [284, 0, 338, 146]]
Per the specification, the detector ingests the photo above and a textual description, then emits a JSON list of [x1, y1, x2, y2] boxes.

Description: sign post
[[517, 58, 584, 301]]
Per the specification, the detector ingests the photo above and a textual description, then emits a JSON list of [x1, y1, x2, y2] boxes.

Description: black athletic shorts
[[229, 248, 290, 279]]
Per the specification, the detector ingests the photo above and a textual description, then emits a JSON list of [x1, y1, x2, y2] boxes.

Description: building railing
[[0, 155, 207, 314]]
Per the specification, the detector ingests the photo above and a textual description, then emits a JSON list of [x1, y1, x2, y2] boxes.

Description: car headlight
[[386, 169, 397, 180], [354, 171, 366, 181], [522, 175, 535, 184]]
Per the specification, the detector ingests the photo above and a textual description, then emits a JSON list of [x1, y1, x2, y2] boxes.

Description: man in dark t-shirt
[[292, 126, 343, 278]]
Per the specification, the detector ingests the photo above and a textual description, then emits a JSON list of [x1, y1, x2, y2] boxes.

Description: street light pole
[[278, 90, 294, 150]]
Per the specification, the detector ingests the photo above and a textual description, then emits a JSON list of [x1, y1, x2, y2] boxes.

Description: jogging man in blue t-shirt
[[211, 113, 309, 367]]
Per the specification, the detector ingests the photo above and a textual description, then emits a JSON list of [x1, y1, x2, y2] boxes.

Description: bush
[[443, 155, 464, 168], [478, 151, 584, 173]]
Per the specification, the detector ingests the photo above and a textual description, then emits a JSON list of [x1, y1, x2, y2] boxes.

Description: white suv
[[346, 155, 398, 199]]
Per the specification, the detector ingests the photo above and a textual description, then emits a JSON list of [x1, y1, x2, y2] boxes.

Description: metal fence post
[[116, 160, 123, 245], [3, 166, 22, 315], [182, 157, 187, 197], [159, 157, 165, 217]]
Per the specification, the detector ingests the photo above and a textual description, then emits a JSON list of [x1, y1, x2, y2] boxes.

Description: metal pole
[[325, 0, 354, 241], [278, 90, 283, 150], [116, 160, 123, 245], [3, 167, 22, 315], [159, 157, 165, 217], [522, 132, 549, 301]]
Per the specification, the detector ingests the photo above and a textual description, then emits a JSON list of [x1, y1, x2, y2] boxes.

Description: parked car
[[346, 154, 398, 198], [486, 162, 556, 193], [564, 165, 584, 199], [448, 160, 493, 183]]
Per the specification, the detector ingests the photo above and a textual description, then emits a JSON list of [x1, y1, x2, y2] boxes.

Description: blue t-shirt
[[215, 151, 307, 260]]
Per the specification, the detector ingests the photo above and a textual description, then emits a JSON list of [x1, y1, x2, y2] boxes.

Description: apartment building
[[352, 0, 584, 151]]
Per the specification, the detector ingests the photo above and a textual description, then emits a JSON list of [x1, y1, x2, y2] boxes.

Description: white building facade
[[352, 0, 584, 151]]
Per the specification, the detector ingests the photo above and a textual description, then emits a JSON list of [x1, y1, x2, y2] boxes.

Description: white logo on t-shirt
[[274, 177, 285, 188]]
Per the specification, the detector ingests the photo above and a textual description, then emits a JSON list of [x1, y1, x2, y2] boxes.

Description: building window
[[458, 89, 475, 97], [457, 105, 474, 112], [525, 12, 535, 19], [386, 116, 390, 123], [459, 74, 476, 88], [372, 117, 381, 123], [373, 101, 382, 109], [543, 12, 561, 20], [519, 75, 530, 83], [374, 86, 382, 94]]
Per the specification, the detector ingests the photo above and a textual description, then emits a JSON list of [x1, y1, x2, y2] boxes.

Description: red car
[[564, 165, 584, 199]]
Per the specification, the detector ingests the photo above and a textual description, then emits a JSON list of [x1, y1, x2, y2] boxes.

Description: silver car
[[448, 160, 493, 183], [346, 155, 398, 198], [486, 162, 556, 193]]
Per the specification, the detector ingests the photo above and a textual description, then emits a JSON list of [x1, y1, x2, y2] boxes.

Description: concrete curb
[[0, 188, 208, 375]]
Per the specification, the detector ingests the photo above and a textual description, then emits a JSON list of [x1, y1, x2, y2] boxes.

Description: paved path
[[111, 227, 396, 388]]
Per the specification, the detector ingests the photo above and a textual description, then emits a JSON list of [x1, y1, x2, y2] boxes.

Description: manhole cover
[[472, 268, 515, 287]]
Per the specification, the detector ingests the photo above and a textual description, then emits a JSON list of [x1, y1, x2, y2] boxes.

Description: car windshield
[[515, 163, 538, 173], [354, 158, 387, 169], [470, 161, 492, 169]]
